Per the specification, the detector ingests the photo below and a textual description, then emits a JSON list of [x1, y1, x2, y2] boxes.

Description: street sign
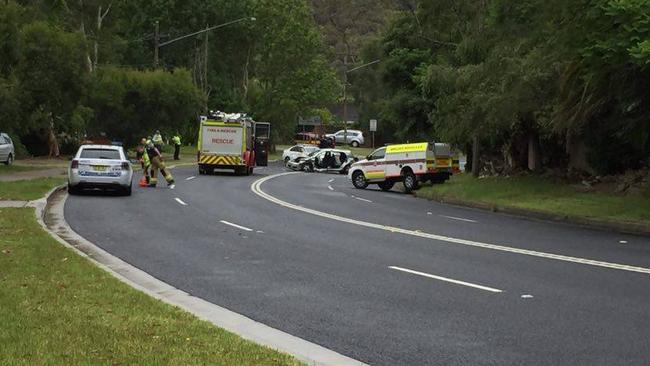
[[369, 119, 377, 132], [298, 116, 322, 126]]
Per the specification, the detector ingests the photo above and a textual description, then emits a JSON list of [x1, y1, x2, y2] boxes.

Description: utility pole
[[341, 59, 381, 146], [153, 21, 159, 68], [203, 25, 209, 111]]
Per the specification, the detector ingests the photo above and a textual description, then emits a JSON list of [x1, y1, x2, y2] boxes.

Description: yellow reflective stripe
[[366, 171, 385, 179], [386, 142, 428, 154]]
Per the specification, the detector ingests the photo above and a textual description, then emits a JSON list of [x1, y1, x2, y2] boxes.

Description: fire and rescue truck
[[348, 142, 453, 193], [197, 111, 270, 175]]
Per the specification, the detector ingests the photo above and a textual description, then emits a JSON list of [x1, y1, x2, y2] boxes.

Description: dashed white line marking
[[521, 294, 534, 299], [169, 184, 175, 190], [355, 197, 373, 203], [328, 179, 335, 183], [174, 197, 188, 206], [256, 230, 265, 234], [389, 266, 503, 293], [619, 240, 628, 244], [439, 215, 477, 223], [427, 212, 433, 215], [220, 220, 253, 232], [186, 176, 196, 181], [251, 173, 650, 275], [328, 185, 334, 191]]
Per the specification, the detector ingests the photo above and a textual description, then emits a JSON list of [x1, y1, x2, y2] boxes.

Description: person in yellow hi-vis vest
[[136, 138, 152, 186], [144, 139, 174, 187], [171, 133, 181, 160]]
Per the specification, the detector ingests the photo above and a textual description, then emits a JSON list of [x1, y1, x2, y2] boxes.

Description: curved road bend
[[65, 163, 650, 366]]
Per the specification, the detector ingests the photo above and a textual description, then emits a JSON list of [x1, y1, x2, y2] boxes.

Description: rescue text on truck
[[197, 113, 257, 175]]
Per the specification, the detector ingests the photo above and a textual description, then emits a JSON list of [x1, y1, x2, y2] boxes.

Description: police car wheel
[[403, 171, 419, 193], [352, 171, 368, 189]]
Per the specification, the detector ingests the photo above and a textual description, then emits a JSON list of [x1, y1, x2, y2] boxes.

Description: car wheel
[[351, 141, 360, 148], [304, 163, 314, 172], [403, 170, 419, 193], [123, 184, 132, 196], [4, 153, 13, 165], [352, 170, 368, 189], [284, 157, 290, 166], [67, 184, 79, 195], [378, 181, 394, 191]]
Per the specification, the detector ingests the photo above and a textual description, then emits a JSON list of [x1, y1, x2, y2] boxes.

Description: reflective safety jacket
[[172, 135, 181, 146]]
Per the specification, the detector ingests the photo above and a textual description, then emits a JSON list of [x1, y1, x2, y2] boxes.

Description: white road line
[[169, 184, 175, 190], [389, 266, 502, 293], [355, 197, 373, 203], [251, 173, 650, 275], [220, 220, 253, 232], [440, 215, 477, 223], [186, 176, 196, 181], [328, 185, 334, 191], [174, 197, 188, 206], [328, 179, 335, 183], [521, 294, 534, 299]]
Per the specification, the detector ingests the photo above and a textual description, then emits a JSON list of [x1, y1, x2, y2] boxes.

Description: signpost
[[369, 119, 377, 149]]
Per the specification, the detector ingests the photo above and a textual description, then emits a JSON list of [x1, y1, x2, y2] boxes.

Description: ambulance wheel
[[352, 171, 368, 189], [378, 181, 394, 191], [402, 170, 419, 193]]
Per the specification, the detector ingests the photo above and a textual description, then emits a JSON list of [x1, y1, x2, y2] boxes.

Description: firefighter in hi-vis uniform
[[136, 139, 152, 186], [144, 139, 174, 187]]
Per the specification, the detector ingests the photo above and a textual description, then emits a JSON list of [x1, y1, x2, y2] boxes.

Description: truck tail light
[[71, 160, 79, 169], [121, 162, 130, 170]]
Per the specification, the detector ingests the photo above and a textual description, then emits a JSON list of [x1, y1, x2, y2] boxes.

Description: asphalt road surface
[[65, 163, 650, 366]]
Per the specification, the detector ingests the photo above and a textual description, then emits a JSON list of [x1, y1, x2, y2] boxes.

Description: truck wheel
[[378, 181, 394, 191], [402, 170, 419, 193], [352, 171, 368, 189], [351, 141, 360, 148], [198, 166, 206, 175], [249, 167, 254, 175], [122, 184, 132, 196]]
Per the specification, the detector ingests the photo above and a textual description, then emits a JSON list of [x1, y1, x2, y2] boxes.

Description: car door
[[0, 136, 8, 161], [365, 147, 386, 181]]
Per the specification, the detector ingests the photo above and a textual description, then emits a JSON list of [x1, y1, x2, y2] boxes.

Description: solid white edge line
[[355, 197, 373, 203], [251, 172, 650, 275], [389, 266, 503, 293], [220, 220, 253, 232], [186, 176, 196, 181], [174, 197, 188, 206], [440, 215, 477, 223]]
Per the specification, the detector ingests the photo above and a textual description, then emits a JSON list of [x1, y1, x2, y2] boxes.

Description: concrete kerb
[[33, 186, 367, 366], [415, 191, 650, 237]]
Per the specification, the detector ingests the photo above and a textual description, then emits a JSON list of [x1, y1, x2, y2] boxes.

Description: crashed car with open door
[[286, 148, 357, 174]]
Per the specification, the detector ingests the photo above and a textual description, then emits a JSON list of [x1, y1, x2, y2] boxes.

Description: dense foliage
[[0, 0, 338, 152], [351, 0, 650, 175]]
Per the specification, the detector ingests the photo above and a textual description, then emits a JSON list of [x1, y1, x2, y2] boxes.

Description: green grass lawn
[[417, 173, 650, 224], [0, 208, 301, 365], [0, 178, 66, 201]]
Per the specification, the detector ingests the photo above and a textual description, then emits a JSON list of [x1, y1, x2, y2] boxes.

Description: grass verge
[[0, 208, 301, 365], [417, 174, 650, 224], [0, 178, 66, 201]]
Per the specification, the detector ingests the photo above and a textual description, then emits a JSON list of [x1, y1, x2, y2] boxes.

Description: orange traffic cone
[[139, 176, 148, 187]]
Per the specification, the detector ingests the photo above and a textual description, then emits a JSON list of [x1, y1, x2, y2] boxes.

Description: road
[[65, 163, 650, 366]]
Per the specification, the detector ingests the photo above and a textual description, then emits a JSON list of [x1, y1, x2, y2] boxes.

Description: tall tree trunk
[[93, 4, 112, 71], [472, 134, 480, 178], [527, 130, 541, 172]]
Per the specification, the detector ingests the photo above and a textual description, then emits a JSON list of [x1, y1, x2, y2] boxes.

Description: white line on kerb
[[328, 185, 334, 191], [220, 220, 253, 232], [389, 266, 503, 293], [251, 172, 650, 275], [355, 197, 373, 203], [174, 197, 188, 206], [440, 215, 477, 223], [186, 176, 196, 181]]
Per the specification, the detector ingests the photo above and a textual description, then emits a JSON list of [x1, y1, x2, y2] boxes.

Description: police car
[[347, 142, 453, 193]]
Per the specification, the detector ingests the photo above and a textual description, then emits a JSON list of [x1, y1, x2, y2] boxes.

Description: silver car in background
[[0, 132, 15, 165], [325, 129, 364, 147], [68, 144, 133, 196]]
